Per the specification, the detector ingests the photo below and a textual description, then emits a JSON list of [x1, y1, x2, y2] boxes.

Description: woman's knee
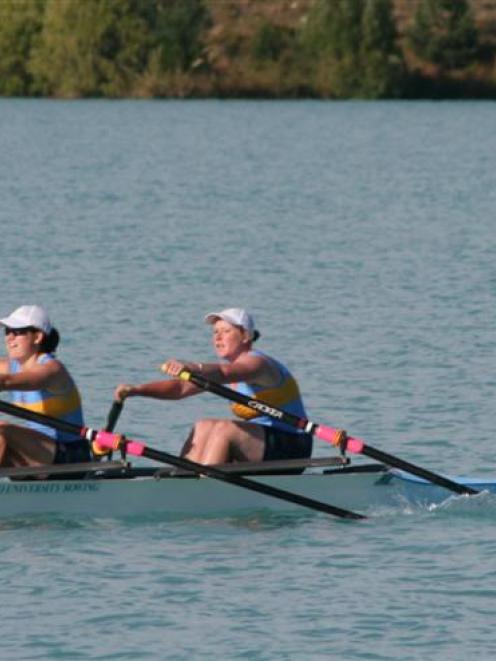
[[210, 419, 237, 436], [192, 418, 220, 436]]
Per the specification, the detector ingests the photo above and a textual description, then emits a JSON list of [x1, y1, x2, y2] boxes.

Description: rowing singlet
[[229, 351, 307, 433], [9, 354, 84, 442]]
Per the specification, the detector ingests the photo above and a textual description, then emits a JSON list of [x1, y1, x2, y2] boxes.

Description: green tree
[[360, 0, 405, 97], [0, 0, 46, 95], [299, 0, 365, 97], [29, 0, 151, 96], [300, 0, 404, 98], [251, 22, 293, 63], [151, 0, 210, 72], [301, 0, 363, 60], [28, 0, 210, 97], [408, 0, 478, 69], [362, 0, 396, 52]]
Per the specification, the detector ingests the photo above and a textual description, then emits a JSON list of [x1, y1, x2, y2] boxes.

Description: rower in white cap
[[0, 305, 90, 467], [114, 307, 312, 467]]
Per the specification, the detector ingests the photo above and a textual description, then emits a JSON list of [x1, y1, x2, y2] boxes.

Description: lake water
[[1, 98, 496, 659]]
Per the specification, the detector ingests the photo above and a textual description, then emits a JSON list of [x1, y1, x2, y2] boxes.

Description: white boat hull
[[0, 470, 382, 519], [0, 465, 493, 519]]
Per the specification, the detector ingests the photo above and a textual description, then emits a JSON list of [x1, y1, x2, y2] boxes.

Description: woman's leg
[[183, 419, 265, 465], [180, 418, 219, 462], [0, 422, 56, 467]]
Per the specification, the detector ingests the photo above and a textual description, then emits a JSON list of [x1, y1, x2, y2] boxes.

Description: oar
[[177, 370, 478, 497], [0, 398, 366, 520], [93, 400, 124, 460], [0, 398, 83, 436], [93, 432, 365, 519], [105, 400, 123, 432]]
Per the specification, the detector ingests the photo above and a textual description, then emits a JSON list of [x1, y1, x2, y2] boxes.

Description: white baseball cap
[[0, 305, 52, 334], [204, 308, 258, 340]]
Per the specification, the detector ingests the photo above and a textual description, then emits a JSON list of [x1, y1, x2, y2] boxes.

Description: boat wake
[[427, 488, 496, 518]]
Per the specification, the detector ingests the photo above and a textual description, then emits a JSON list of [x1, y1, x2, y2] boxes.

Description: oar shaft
[[93, 433, 365, 520], [359, 444, 477, 496], [184, 372, 312, 431], [180, 370, 478, 497], [0, 398, 366, 520], [312, 423, 477, 496], [144, 451, 363, 518], [0, 399, 82, 436]]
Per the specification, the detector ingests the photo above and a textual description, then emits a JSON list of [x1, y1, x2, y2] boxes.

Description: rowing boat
[[0, 457, 491, 520], [0, 388, 484, 521]]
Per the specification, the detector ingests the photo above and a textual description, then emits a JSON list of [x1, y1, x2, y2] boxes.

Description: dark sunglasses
[[4, 326, 37, 336]]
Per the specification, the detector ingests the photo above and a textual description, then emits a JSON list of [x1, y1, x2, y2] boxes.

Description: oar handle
[[105, 400, 123, 432]]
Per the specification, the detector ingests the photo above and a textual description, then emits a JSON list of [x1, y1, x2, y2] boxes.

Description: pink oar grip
[[315, 425, 364, 454], [94, 430, 121, 450], [94, 431, 145, 457], [346, 437, 364, 454], [125, 440, 145, 456], [315, 425, 339, 444]]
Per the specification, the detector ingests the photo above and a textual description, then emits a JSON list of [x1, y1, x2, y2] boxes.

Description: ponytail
[[40, 327, 60, 353]]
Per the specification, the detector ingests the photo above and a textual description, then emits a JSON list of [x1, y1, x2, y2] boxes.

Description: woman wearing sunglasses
[[0, 305, 90, 467]]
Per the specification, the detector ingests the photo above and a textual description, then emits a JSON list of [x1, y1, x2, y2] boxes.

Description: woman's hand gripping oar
[[175, 369, 478, 497]]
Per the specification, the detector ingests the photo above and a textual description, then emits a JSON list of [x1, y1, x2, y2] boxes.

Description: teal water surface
[[1, 99, 496, 659]]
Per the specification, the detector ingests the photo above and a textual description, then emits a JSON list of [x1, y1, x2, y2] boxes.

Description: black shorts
[[54, 440, 92, 465], [263, 427, 313, 463]]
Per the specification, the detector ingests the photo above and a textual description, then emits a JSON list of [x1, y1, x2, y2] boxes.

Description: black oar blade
[[361, 444, 477, 496]]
